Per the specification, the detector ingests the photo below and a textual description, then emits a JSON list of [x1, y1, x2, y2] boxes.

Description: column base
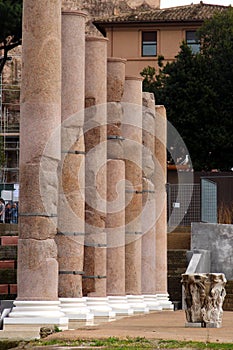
[[59, 298, 94, 328], [185, 322, 203, 328], [143, 295, 162, 311], [107, 296, 134, 316], [1, 300, 68, 340], [156, 293, 174, 310], [86, 297, 116, 320], [126, 295, 149, 313]]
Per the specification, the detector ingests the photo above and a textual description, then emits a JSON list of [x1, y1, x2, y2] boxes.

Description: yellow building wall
[[106, 24, 200, 76]]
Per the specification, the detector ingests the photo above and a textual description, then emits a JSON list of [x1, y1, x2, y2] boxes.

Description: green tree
[[0, 0, 22, 74], [141, 7, 233, 171]]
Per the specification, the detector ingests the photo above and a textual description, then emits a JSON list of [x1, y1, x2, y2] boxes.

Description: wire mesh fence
[[167, 183, 201, 228], [167, 175, 233, 228]]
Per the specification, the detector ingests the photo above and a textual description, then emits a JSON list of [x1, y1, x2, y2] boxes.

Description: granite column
[[84, 37, 108, 298], [122, 76, 148, 312], [57, 10, 86, 298], [4, 0, 68, 336], [57, 11, 93, 326], [154, 105, 172, 309]]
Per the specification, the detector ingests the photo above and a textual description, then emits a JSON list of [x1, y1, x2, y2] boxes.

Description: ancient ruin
[[0, 0, 172, 338], [182, 273, 227, 328]]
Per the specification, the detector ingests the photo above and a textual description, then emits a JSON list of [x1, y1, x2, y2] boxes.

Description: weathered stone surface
[[18, 0, 61, 301], [122, 76, 143, 105], [56, 234, 84, 298], [17, 239, 58, 300], [141, 179, 156, 294], [19, 216, 57, 240], [182, 273, 227, 328], [121, 76, 142, 295], [125, 185, 142, 228], [56, 11, 86, 298], [191, 223, 233, 280], [84, 36, 107, 297], [85, 37, 108, 105], [141, 93, 156, 294], [142, 92, 156, 110], [61, 11, 86, 121], [154, 105, 167, 295], [142, 92, 155, 180], [125, 238, 142, 295], [20, 163, 58, 217], [107, 58, 126, 102], [107, 103, 124, 160], [106, 160, 125, 296]]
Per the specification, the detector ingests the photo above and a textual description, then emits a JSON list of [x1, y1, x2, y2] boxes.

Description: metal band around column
[[125, 231, 143, 235], [85, 243, 107, 247], [125, 190, 143, 194], [19, 213, 57, 218], [59, 270, 85, 275], [107, 135, 125, 141], [82, 275, 107, 279], [62, 150, 86, 155], [57, 231, 85, 236]]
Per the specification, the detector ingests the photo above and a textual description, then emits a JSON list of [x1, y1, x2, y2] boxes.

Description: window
[[186, 31, 200, 54], [142, 31, 157, 57]]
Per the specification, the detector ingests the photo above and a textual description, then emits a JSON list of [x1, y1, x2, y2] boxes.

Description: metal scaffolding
[[0, 75, 20, 185]]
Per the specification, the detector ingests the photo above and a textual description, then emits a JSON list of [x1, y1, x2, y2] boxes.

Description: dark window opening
[[186, 31, 200, 54], [142, 31, 157, 57]]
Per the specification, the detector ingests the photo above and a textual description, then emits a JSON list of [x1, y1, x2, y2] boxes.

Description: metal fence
[[167, 183, 201, 228], [167, 175, 233, 228]]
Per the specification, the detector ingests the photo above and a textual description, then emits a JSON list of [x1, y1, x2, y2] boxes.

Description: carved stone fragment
[[181, 273, 227, 328]]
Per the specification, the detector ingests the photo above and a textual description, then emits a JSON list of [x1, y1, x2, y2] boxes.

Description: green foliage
[[0, 0, 22, 74], [53, 324, 62, 332], [141, 7, 233, 171]]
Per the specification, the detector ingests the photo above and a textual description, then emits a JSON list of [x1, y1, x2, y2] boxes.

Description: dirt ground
[[45, 310, 233, 343]]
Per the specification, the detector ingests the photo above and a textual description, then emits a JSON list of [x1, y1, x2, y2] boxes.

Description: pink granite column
[[107, 58, 126, 102], [154, 105, 168, 296], [122, 76, 143, 295], [106, 58, 126, 297], [83, 37, 108, 297], [106, 159, 125, 295], [56, 11, 86, 298], [17, 0, 61, 302], [141, 93, 156, 295]]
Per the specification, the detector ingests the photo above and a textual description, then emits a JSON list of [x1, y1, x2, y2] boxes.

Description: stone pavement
[[44, 310, 233, 344]]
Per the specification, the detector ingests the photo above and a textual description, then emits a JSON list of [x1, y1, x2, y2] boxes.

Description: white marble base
[[107, 296, 134, 315], [1, 300, 68, 339], [185, 322, 203, 328], [86, 297, 116, 319], [59, 298, 94, 327], [156, 294, 174, 310], [126, 295, 149, 313], [143, 295, 162, 311]]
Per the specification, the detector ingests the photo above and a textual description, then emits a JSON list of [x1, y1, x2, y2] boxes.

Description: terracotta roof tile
[[94, 2, 229, 26]]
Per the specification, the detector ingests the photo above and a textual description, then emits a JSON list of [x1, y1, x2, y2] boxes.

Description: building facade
[[94, 3, 229, 76]]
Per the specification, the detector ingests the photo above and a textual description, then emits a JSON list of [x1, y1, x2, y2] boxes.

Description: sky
[[161, 0, 233, 7]]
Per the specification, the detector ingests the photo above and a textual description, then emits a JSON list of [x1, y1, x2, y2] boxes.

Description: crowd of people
[[0, 198, 18, 224]]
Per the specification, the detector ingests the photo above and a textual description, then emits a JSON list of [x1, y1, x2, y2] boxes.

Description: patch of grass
[[158, 339, 233, 349], [0, 340, 23, 350], [21, 337, 233, 349]]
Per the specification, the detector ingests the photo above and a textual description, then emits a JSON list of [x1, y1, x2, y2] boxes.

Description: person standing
[[5, 203, 12, 224], [11, 202, 18, 224], [0, 198, 5, 223]]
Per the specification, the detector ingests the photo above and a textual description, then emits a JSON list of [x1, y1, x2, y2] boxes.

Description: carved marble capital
[[181, 273, 227, 328]]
